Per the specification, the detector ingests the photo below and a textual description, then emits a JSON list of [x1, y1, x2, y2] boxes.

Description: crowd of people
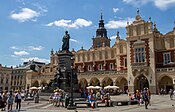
[[86, 88, 112, 108], [0, 90, 22, 112], [49, 89, 65, 107], [129, 88, 151, 109]]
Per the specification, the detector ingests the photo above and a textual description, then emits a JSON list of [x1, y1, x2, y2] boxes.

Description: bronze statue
[[62, 31, 70, 51]]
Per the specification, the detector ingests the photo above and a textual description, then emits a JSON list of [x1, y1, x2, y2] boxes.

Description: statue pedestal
[[57, 50, 79, 93], [58, 51, 73, 70]]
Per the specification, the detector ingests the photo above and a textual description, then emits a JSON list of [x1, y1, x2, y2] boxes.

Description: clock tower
[[92, 13, 110, 48]]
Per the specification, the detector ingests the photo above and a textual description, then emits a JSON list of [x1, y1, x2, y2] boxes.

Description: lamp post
[[67, 57, 76, 110]]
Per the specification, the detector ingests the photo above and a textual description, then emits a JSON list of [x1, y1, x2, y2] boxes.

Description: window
[[88, 65, 92, 71], [98, 64, 103, 71], [135, 47, 145, 63], [6, 79, 8, 84], [124, 58, 127, 67], [163, 52, 171, 65], [109, 63, 114, 70]]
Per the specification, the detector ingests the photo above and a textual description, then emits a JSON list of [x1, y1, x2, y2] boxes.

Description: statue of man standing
[[62, 31, 70, 51]]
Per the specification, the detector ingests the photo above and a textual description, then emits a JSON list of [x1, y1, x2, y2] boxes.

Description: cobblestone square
[[3, 94, 174, 112]]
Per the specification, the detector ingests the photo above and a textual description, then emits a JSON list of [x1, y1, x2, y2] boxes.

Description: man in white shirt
[[16, 91, 22, 111]]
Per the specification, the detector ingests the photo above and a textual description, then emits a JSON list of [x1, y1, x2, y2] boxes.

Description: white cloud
[[122, 0, 152, 6], [106, 17, 134, 29], [28, 46, 44, 51], [110, 35, 117, 40], [113, 8, 119, 13], [154, 0, 175, 10], [14, 51, 29, 56], [10, 8, 40, 22], [10, 46, 19, 50], [47, 18, 92, 29], [21, 57, 49, 63], [122, 0, 175, 10], [11, 55, 18, 58], [70, 38, 79, 43]]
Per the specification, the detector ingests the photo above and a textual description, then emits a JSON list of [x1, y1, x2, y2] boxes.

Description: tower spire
[[137, 8, 139, 15], [101, 10, 103, 20]]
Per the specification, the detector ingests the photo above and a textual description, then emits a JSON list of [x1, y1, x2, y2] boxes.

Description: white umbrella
[[86, 86, 95, 89], [94, 86, 102, 89], [104, 85, 112, 89], [29, 87, 38, 90], [38, 87, 42, 89], [111, 86, 119, 89]]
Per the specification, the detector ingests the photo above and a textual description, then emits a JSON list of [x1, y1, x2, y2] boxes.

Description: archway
[[40, 80, 47, 87], [32, 80, 39, 87], [101, 77, 113, 87], [89, 77, 100, 86], [159, 75, 173, 93], [134, 74, 149, 91], [79, 78, 88, 89], [115, 77, 128, 93]]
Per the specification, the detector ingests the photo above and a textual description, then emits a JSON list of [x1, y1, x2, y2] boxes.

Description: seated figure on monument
[[62, 31, 70, 52]]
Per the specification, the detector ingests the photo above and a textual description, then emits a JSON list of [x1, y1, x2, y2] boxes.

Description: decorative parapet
[[131, 62, 147, 67], [32, 75, 54, 80], [156, 67, 175, 72], [78, 70, 127, 76]]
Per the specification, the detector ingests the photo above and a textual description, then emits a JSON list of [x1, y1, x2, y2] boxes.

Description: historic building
[[0, 64, 12, 91], [73, 12, 175, 94], [73, 13, 128, 93], [9, 11, 175, 94], [11, 60, 45, 90]]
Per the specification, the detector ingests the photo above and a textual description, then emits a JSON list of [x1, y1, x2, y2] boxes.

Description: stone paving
[[2, 94, 175, 112]]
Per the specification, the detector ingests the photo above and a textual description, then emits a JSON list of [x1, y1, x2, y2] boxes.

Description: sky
[[1, 0, 175, 67]]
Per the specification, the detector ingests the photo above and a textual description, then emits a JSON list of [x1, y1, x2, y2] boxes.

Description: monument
[[53, 31, 79, 93]]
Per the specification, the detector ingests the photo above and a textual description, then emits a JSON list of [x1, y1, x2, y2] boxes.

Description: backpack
[[15, 94, 18, 103]]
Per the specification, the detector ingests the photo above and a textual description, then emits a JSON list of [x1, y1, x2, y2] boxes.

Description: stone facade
[[0, 64, 12, 91], [73, 12, 175, 94]]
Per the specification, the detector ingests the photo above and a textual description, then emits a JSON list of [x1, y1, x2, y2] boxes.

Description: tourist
[[104, 92, 111, 107], [169, 89, 173, 100], [15, 90, 22, 111], [7, 91, 14, 112], [96, 90, 101, 100], [0, 91, 5, 111], [147, 88, 151, 106], [48, 94, 53, 103], [0, 91, 7, 111], [143, 88, 149, 109], [135, 90, 141, 105], [59, 90, 64, 107], [88, 89, 95, 108]]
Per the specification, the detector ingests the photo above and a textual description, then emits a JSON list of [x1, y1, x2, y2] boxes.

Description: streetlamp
[[67, 57, 76, 110]]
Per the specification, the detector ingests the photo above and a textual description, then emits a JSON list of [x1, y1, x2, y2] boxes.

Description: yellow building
[[0, 64, 12, 92]]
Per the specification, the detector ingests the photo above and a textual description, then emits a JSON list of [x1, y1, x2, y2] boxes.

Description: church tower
[[92, 12, 110, 48]]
